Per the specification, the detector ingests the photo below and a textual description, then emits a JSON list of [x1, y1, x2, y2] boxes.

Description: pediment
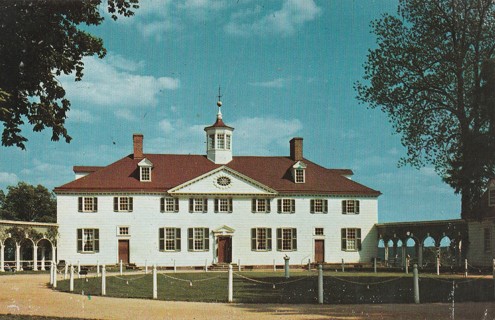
[[213, 225, 235, 235], [138, 158, 153, 167], [292, 161, 307, 169], [168, 166, 277, 196]]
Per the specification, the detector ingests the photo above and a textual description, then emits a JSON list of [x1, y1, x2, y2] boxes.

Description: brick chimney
[[290, 137, 303, 161], [133, 133, 144, 159]]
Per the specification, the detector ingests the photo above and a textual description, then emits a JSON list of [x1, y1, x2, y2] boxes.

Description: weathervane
[[217, 86, 223, 107]]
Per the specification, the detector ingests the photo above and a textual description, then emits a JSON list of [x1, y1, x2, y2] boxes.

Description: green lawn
[[54, 271, 495, 304]]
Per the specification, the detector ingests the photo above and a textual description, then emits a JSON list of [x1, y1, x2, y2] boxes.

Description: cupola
[[204, 91, 234, 164]]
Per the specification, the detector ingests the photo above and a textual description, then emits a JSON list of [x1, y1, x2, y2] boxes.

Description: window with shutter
[[342, 200, 359, 214], [188, 227, 209, 251], [114, 197, 133, 212], [190, 198, 208, 213], [162, 198, 179, 213], [278, 199, 295, 213], [341, 228, 361, 252], [76, 228, 99, 253], [277, 228, 297, 251], [78, 197, 97, 212]]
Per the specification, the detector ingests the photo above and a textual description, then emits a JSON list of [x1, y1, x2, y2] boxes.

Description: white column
[[33, 245, 38, 271], [69, 265, 74, 292], [52, 246, 57, 264], [15, 243, 20, 272], [228, 264, 233, 303], [41, 247, 46, 271], [0, 244, 4, 272]]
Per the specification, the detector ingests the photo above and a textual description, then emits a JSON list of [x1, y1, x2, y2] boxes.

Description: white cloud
[[59, 54, 179, 109], [147, 115, 302, 156], [114, 109, 138, 121], [0, 172, 19, 185], [248, 78, 287, 88], [67, 109, 98, 123], [225, 0, 321, 37]]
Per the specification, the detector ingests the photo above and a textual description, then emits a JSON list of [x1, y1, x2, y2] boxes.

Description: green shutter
[[129, 197, 133, 212], [77, 229, 82, 252], [252, 199, 256, 212], [204, 228, 209, 251], [228, 199, 233, 213], [160, 198, 165, 212], [189, 199, 193, 212], [174, 198, 179, 212], [290, 199, 295, 213], [176, 228, 181, 251], [310, 199, 315, 213], [356, 201, 360, 214], [114, 197, 118, 212], [94, 229, 99, 252], [188, 228, 193, 251], [266, 200, 271, 213], [267, 228, 272, 250], [341, 229, 346, 251], [276, 228, 282, 251], [203, 199, 208, 213], [357, 229, 362, 250], [342, 201, 346, 214], [277, 199, 282, 213], [94, 197, 98, 212], [214, 199, 219, 213], [78, 197, 83, 212], [292, 228, 297, 250], [159, 228, 164, 251], [251, 228, 256, 250], [323, 200, 328, 213]]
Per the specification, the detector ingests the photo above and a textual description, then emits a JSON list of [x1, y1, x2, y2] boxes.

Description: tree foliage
[[0, 182, 57, 222], [356, 0, 495, 218], [0, 0, 139, 149]]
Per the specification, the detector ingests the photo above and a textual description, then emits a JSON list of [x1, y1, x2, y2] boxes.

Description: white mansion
[[54, 102, 380, 267]]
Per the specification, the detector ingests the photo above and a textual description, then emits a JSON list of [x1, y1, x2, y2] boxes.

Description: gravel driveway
[[1, 274, 495, 319]]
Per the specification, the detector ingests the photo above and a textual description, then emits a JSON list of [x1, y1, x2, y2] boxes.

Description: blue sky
[[0, 0, 460, 222]]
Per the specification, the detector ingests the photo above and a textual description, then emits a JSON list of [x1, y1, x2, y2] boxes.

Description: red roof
[[55, 154, 380, 196], [73, 166, 104, 173], [204, 117, 234, 130]]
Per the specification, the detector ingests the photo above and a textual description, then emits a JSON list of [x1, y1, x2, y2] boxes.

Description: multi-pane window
[[209, 134, 215, 149], [489, 188, 495, 207], [251, 228, 272, 251], [484, 228, 491, 253], [159, 227, 181, 252], [341, 228, 361, 252], [295, 169, 305, 183], [78, 197, 98, 212], [77, 229, 99, 253], [214, 198, 233, 213], [188, 227, 210, 251], [114, 197, 133, 212], [277, 199, 295, 213], [315, 228, 324, 236], [160, 197, 179, 212], [217, 134, 225, 149], [140, 167, 151, 181], [276, 228, 297, 251], [226, 134, 231, 150], [342, 200, 360, 214], [118, 227, 129, 236], [310, 199, 328, 213], [252, 199, 271, 213], [189, 198, 208, 213]]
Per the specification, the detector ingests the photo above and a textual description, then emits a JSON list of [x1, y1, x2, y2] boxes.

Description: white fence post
[[205, 259, 208, 272], [120, 259, 123, 276], [273, 259, 276, 272], [174, 259, 176, 273], [77, 261, 81, 279], [341, 259, 345, 272], [101, 265, 106, 296], [53, 264, 57, 288], [228, 264, 233, 303], [69, 265, 74, 292], [413, 264, 420, 304], [436, 256, 440, 276], [153, 264, 157, 299], [145, 260, 148, 275], [465, 259, 468, 277], [64, 264, 68, 280], [49, 262, 54, 285], [97, 261, 100, 277], [318, 264, 323, 304], [238, 259, 241, 272]]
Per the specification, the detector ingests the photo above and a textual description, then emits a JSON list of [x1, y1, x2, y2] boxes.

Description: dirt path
[[1, 274, 495, 319]]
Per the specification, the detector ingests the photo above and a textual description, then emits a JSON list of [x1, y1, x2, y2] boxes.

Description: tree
[[0, 0, 139, 149], [356, 0, 495, 219], [0, 182, 56, 222]]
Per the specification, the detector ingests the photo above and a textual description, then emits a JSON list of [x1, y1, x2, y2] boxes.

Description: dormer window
[[292, 161, 306, 183], [490, 187, 495, 207], [138, 158, 153, 182]]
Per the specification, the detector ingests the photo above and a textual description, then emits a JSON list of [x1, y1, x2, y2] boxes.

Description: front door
[[315, 239, 325, 263], [118, 240, 129, 264], [217, 237, 232, 263]]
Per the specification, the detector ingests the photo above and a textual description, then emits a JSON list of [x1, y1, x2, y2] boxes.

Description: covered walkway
[[375, 219, 468, 268], [0, 220, 58, 272]]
